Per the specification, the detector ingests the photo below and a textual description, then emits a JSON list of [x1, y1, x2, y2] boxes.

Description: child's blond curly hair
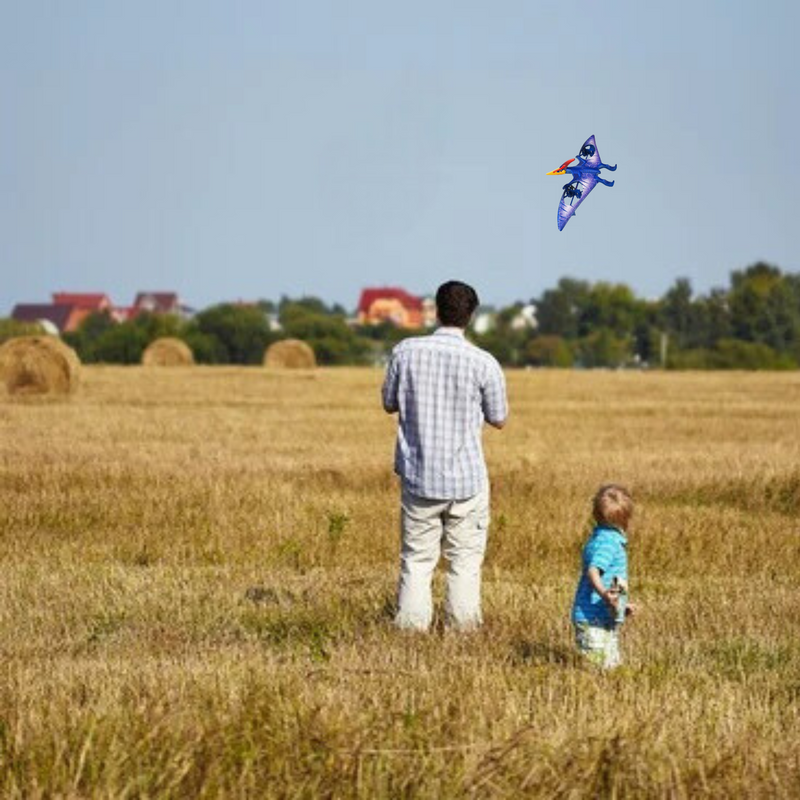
[[593, 484, 633, 531]]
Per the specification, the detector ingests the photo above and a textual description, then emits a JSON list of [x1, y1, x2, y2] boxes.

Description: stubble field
[[1, 366, 799, 798]]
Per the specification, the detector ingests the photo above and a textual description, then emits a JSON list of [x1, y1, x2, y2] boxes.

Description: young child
[[571, 484, 636, 669]]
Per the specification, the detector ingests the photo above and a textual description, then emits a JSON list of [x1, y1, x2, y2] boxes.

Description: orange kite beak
[[546, 158, 575, 176]]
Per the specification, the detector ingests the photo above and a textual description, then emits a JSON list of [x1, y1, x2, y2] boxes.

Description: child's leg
[[605, 629, 621, 669], [574, 624, 621, 669]]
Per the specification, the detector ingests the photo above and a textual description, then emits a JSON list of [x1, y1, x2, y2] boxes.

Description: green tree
[[727, 263, 800, 353], [714, 339, 795, 369], [576, 328, 629, 368], [471, 304, 534, 367], [79, 310, 116, 341], [583, 282, 642, 338], [692, 288, 732, 348], [278, 295, 347, 318], [88, 323, 149, 363], [65, 312, 188, 364], [660, 278, 694, 348], [0, 318, 43, 344], [670, 340, 796, 370], [182, 329, 224, 363], [535, 278, 591, 339], [190, 304, 274, 364], [471, 328, 518, 366], [632, 302, 663, 365], [280, 302, 370, 365], [526, 335, 574, 367]]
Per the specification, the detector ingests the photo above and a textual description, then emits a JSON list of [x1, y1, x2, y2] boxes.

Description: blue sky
[[1, 1, 797, 314]]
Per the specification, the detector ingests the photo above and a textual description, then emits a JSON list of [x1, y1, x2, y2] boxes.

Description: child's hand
[[602, 587, 620, 611], [625, 602, 637, 618]]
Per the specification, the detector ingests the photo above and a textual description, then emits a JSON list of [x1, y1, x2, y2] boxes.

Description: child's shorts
[[574, 623, 621, 669]]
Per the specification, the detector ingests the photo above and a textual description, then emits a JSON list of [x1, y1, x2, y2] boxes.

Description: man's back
[[382, 327, 506, 499]]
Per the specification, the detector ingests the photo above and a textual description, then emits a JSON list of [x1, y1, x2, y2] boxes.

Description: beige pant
[[395, 485, 489, 631]]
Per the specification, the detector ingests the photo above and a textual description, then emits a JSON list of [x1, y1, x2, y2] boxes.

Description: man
[[382, 280, 508, 631]]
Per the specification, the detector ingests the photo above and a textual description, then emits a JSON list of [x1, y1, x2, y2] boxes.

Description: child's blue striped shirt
[[571, 525, 628, 627]]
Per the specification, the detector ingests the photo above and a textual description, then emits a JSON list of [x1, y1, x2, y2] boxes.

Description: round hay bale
[[0, 335, 81, 397], [142, 337, 195, 367], [264, 339, 317, 369]]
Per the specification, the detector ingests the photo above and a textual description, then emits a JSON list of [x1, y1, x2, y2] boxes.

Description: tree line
[[2, 262, 798, 369], [508, 262, 800, 369]]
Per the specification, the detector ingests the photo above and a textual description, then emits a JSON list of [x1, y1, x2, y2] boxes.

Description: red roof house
[[51, 292, 113, 331], [111, 306, 137, 323], [357, 287, 425, 328], [133, 292, 180, 315], [12, 303, 80, 333], [52, 292, 112, 310]]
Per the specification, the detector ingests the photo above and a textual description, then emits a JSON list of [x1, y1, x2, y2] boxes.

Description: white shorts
[[574, 622, 621, 669]]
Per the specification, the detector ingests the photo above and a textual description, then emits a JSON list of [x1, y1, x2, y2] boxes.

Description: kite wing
[[557, 172, 598, 231], [577, 134, 602, 168]]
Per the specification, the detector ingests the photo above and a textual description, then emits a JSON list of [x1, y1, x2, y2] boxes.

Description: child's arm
[[586, 566, 619, 612], [588, 568, 638, 618]]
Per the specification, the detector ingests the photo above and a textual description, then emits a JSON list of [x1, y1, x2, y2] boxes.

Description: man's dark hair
[[436, 281, 480, 328]]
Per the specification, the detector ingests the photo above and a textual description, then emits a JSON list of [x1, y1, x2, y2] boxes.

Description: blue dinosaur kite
[[547, 135, 617, 230]]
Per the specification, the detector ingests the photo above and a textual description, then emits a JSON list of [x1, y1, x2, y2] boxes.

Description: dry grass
[[1, 367, 799, 798]]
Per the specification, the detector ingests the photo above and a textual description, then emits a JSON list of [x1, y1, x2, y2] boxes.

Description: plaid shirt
[[382, 327, 508, 499]]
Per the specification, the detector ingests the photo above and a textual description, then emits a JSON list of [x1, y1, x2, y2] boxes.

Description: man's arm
[[481, 360, 508, 429], [381, 354, 400, 414]]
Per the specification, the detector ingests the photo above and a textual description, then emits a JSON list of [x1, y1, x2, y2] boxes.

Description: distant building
[[120, 292, 191, 321], [52, 292, 112, 310], [111, 306, 137, 323], [510, 303, 538, 331], [469, 304, 537, 335], [133, 292, 181, 315], [13, 292, 114, 333], [10, 290, 190, 332], [357, 287, 424, 328], [472, 307, 497, 335], [51, 292, 114, 331], [421, 297, 437, 328], [266, 313, 282, 332], [11, 303, 78, 333]]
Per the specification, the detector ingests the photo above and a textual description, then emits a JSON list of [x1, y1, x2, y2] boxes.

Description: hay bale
[[264, 339, 317, 369], [142, 337, 195, 367], [0, 335, 81, 397]]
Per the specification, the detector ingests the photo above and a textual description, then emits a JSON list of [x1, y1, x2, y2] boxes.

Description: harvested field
[[1, 366, 799, 797]]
